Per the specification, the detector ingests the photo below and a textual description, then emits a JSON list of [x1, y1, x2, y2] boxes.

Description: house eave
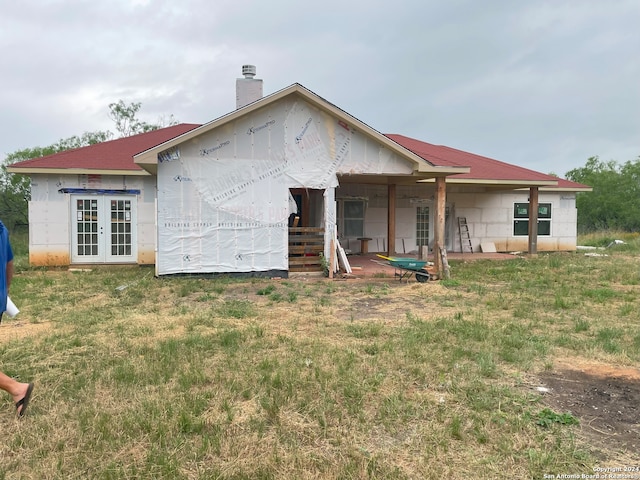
[[415, 165, 470, 176], [6, 167, 150, 176], [418, 177, 558, 188], [338, 171, 470, 185], [536, 186, 592, 192]]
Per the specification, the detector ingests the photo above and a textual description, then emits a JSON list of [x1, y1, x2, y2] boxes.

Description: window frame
[[338, 199, 365, 238], [513, 202, 552, 236]]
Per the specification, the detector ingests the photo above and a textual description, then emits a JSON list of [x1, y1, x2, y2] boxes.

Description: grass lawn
[[1, 234, 639, 479]]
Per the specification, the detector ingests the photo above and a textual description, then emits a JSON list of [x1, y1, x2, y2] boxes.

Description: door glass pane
[[76, 198, 99, 256], [110, 199, 133, 256], [416, 207, 429, 248]]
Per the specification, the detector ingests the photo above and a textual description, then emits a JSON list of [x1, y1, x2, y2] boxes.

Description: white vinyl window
[[338, 199, 365, 237]]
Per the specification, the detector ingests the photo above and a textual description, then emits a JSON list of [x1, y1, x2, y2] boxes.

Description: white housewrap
[[156, 99, 413, 275]]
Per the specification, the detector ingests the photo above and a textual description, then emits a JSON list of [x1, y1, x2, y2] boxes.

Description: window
[[338, 199, 365, 237], [514, 203, 551, 236]]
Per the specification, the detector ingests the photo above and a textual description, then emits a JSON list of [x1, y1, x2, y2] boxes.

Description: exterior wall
[[28, 185, 70, 265], [156, 98, 415, 275], [336, 183, 578, 254], [27, 173, 154, 266], [26, 168, 577, 268], [137, 176, 157, 264], [452, 190, 577, 252]]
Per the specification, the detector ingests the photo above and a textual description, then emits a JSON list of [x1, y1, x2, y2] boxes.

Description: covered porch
[[288, 176, 545, 279]]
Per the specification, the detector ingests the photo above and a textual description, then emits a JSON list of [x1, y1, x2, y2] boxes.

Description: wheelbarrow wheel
[[416, 272, 430, 283]]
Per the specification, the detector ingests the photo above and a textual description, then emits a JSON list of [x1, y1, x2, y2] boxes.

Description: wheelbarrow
[[373, 254, 432, 283]]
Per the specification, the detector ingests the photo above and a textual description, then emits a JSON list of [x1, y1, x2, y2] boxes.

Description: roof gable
[[134, 84, 469, 178]]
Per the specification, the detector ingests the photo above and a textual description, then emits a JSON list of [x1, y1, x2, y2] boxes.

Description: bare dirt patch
[[0, 320, 52, 344], [537, 358, 640, 464]]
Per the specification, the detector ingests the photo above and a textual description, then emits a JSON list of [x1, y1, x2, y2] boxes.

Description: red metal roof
[[385, 134, 589, 189], [386, 134, 551, 181], [9, 124, 200, 171], [554, 177, 589, 189], [8, 122, 588, 189]]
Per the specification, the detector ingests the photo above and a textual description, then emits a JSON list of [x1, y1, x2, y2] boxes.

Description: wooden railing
[[288, 227, 324, 272]]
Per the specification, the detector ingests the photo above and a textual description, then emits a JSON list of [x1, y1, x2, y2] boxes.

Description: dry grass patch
[[1, 252, 639, 478]]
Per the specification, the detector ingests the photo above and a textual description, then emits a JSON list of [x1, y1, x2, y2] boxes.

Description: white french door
[[71, 195, 137, 263], [415, 204, 453, 252]]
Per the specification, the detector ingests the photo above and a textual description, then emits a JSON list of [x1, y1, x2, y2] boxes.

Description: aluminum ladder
[[457, 217, 473, 253]]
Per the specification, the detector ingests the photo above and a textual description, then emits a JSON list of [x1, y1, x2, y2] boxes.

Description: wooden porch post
[[387, 184, 396, 255], [528, 187, 539, 255], [434, 177, 446, 277]]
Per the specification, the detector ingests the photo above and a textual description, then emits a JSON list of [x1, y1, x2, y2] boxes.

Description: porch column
[[528, 187, 539, 255], [387, 184, 396, 255], [323, 188, 337, 274], [434, 177, 447, 277]]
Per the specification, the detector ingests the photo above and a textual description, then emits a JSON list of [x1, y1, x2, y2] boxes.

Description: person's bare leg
[[0, 371, 30, 414]]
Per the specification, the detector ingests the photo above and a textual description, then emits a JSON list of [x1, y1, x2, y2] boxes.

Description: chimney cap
[[242, 65, 257, 78]]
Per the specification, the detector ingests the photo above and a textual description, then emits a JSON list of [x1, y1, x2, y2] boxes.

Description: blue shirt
[[0, 221, 14, 313]]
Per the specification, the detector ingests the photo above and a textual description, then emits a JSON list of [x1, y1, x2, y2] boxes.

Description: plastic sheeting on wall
[[156, 98, 414, 275]]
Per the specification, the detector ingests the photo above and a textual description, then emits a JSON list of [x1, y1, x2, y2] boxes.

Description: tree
[[0, 161, 30, 228], [566, 156, 640, 232], [108, 100, 177, 137], [0, 130, 114, 228], [1, 101, 176, 229]]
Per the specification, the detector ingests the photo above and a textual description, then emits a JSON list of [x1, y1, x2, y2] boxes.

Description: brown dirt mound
[[537, 359, 640, 464]]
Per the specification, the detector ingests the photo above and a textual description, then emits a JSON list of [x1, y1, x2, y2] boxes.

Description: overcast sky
[[1, 0, 638, 177]]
